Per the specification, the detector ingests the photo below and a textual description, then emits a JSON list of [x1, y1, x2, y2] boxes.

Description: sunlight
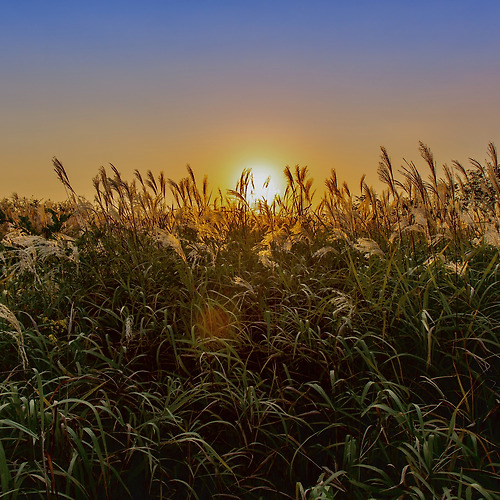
[[245, 164, 284, 206]]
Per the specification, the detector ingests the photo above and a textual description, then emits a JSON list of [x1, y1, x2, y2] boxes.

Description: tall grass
[[0, 143, 498, 498]]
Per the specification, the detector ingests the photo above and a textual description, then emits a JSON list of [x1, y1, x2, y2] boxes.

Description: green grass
[[0, 144, 498, 498]]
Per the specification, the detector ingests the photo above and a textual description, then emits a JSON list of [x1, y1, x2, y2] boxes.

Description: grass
[[0, 142, 498, 498]]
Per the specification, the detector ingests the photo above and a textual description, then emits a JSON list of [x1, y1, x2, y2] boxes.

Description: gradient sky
[[2, 1, 500, 201]]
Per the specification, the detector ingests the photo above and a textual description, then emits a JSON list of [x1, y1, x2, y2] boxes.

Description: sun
[[245, 164, 284, 206]]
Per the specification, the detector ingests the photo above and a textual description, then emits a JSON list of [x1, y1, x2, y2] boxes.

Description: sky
[[1, 1, 500, 201]]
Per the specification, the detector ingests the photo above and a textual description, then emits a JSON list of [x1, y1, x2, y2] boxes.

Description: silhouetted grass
[[0, 143, 498, 498]]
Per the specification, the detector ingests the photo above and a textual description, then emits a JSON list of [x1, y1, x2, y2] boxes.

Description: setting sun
[[243, 164, 285, 206]]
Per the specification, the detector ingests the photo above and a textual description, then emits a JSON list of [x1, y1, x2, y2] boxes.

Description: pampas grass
[[0, 142, 498, 498]]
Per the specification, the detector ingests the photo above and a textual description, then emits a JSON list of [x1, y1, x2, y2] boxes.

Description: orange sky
[[1, 1, 499, 201]]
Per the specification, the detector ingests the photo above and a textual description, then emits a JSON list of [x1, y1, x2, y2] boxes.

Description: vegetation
[[0, 142, 498, 499]]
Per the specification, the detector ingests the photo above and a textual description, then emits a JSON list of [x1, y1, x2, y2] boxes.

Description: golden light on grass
[[1, 142, 499, 497]]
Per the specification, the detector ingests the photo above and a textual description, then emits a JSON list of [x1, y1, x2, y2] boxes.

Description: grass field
[[0, 143, 498, 499]]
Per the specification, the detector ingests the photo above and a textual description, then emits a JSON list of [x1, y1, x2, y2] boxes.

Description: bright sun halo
[[245, 165, 284, 206]]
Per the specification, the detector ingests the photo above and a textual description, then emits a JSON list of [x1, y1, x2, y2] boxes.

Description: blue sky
[[1, 1, 499, 199]]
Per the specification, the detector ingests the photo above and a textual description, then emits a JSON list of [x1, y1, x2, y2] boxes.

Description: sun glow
[[244, 165, 285, 206]]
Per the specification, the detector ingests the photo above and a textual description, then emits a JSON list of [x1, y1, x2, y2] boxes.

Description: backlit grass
[[0, 143, 498, 498]]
